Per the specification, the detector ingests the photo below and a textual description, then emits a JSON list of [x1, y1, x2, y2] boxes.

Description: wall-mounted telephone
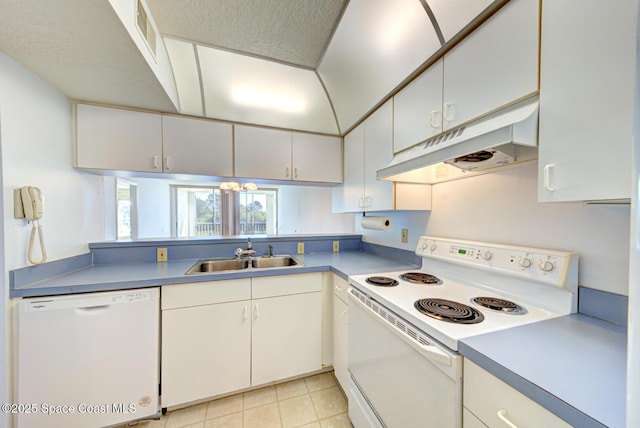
[[14, 186, 47, 265]]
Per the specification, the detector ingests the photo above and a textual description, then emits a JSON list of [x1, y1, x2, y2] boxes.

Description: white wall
[[1, 53, 107, 424], [359, 163, 630, 295], [278, 186, 354, 234]]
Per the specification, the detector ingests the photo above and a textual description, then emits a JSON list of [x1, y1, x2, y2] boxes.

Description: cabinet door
[[442, 0, 539, 130], [162, 115, 233, 176], [393, 59, 444, 153], [364, 100, 394, 211], [333, 292, 349, 393], [252, 292, 322, 386], [161, 301, 251, 407], [464, 360, 572, 428], [341, 123, 366, 212], [76, 104, 162, 172], [292, 133, 342, 183], [234, 125, 292, 180], [538, 0, 635, 202]]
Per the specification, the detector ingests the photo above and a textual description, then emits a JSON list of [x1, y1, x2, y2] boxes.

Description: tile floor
[[124, 372, 351, 428]]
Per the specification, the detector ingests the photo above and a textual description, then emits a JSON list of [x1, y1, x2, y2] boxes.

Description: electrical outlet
[[401, 229, 408, 243], [157, 248, 168, 262], [333, 241, 340, 252], [297, 243, 305, 254]]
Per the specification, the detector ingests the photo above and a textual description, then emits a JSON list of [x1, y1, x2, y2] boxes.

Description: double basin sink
[[186, 255, 302, 274]]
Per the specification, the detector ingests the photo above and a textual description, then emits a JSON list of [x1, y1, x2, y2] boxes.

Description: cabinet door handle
[[430, 110, 442, 129], [364, 196, 372, 207], [243, 305, 248, 321], [335, 284, 346, 292], [285, 167, 290, 178], [254, 303, 259, 319], [294, 167, 298, 178], [164, 156, 172, 170], [342, 309, 348, 325], [443, 103, 456, 123], [152, 156, 160, 169], [543, 164, 556, 192], [358, 197, 365, 208], [497, 409, 518, 428]]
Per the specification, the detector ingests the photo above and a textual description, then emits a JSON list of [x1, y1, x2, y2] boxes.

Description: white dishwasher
[[16, 288, 160, 428]]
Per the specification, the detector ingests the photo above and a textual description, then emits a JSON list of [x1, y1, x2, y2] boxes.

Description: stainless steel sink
[[251, 255, 302, 269], [185, 258, 249, 274]]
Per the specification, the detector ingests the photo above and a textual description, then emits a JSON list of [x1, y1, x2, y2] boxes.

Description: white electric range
[[347, 236, 578, 428]]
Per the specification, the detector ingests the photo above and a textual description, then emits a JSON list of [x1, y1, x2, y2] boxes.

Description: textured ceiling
[[146, 0, 347, 68]]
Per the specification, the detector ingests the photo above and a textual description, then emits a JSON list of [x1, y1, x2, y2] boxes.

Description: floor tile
[[206, 393, 243, 419], [278, 394, 317, 428], [164, 403, 208, 428], [203, 412, 243, 428], [304, 373, 337, 392], [310, 387, 348, 419], [320, 412, 352, 428], [276, 378, 309, 400], [243, 402, 282, 428], [244, 385, 277, 409]]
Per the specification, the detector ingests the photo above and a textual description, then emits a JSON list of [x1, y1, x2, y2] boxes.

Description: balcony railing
[[196, 222, 267, 236]]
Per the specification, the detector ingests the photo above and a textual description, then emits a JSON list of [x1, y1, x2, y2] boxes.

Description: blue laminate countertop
[[460, 314, 627, 428], [10, 251, 418, 298]]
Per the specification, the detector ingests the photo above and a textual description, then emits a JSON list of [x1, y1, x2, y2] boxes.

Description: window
[[172, 185, 277, 237], [116, 179, 138, 239]]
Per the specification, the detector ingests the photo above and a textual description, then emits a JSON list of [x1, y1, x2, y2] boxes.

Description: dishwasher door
[[16, 288, 160, 428]]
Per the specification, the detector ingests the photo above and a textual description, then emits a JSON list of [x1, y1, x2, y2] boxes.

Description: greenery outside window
[[172, 185, 277, 237]]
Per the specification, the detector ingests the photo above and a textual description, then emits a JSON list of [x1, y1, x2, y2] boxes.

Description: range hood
[[378, 97, 539, 184]]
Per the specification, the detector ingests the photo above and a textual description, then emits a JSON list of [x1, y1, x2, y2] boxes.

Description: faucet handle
[[247, 238, 252, 250], [234, 248, 243, 258]]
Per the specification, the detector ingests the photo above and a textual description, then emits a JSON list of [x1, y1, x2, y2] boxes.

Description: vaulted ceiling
[[0, 0, 504, 135]]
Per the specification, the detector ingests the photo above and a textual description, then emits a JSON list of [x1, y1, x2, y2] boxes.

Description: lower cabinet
[[463, 360, 571, 428], [161, 273, 323, 408], [332, 275, 349, 393]]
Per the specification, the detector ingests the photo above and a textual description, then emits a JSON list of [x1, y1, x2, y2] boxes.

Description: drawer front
[[333, 275, 349, 303], [464, 360, 571, 428], [162, 279, 251, 310], [252, 273, 322, 299]]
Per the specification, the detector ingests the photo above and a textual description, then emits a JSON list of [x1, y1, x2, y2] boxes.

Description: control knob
[[430, 243, 437, 251], [540, 260, 555, 272], [483, 251, 493, 261], [518, 257, 532, 268]]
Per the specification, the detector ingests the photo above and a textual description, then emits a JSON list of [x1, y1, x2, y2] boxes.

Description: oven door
[[348, 287, 463, 428]]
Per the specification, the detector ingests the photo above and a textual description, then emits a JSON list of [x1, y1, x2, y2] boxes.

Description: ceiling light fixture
[[220, 182, 258, 191], [230, 85, 307, 114]]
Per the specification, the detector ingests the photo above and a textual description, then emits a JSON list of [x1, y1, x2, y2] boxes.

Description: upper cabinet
[[335, 100, 431, 212], [537, 0, 636, 202], [162, 115, 233, 176], [75, 104, 233, 176], [234, 125, 342, 184], [76, 104, 163, 173], [392, 0, 539, 153]]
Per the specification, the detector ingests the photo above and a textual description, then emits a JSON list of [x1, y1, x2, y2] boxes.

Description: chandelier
[[219, 182, 258, 191]]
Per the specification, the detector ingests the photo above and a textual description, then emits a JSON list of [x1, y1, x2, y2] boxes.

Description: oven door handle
[[350, 292, 452, 367]]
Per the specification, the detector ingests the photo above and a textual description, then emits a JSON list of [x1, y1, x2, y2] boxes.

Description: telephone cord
[[27, 220, 47, 265]]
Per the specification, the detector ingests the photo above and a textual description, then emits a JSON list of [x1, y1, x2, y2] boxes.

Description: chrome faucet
[[234, 238, 256, 258], [268, 244, 273, 257]]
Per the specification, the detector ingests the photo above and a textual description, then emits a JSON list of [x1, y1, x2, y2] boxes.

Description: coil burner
[[414, 298, 485, 324], [472, 297, 526, 314], [365, 276, 399, 287], [399, 272, 442, 285]]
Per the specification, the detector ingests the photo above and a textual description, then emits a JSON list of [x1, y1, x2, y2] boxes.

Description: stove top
[[348, 236, 579, 351]]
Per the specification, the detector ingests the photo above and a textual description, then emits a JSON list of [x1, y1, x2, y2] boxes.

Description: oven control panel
[[416, 236, 578, 288]]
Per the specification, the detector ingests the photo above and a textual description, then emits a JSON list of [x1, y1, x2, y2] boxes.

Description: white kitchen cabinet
[[332, 275, 349, 393], [537, 0, 636, 202], [393, 59, 444, 153], [162, 115, 233, 176], [464, 360, 571, 428], [292, 133, 342, 183], [76, 103, 162, 172], [251, 273, 323, 386], [442, 0, 539, 131], [335, 100, 432, 212], [234, 125, 292, 180], [234, 125, 343, 183], [161, 279, 251, 408], [162, 273, 323, 407], [76, 104, 233, 176]]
